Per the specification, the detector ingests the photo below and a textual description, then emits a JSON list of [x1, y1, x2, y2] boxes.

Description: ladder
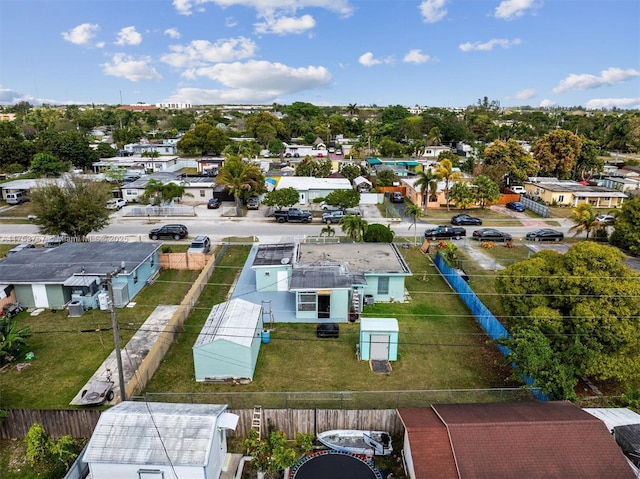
[[251, 405, 262, 438], [261, 301, 274, 329]]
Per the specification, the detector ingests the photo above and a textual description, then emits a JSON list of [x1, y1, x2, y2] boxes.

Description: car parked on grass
[[148, 224, 189, 240], [451, 214, 482, 226], [472, 228, 513, 242], [525, 229, 564, 242], [207, 198, 221, 209], [506, 201, 526, 212], [424, 225, 467, 240]]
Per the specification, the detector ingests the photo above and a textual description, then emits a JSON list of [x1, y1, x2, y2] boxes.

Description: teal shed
[[359, 318, 399, 361]]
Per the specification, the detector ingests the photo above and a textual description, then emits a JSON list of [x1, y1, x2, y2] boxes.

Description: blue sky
[[1, 0, 639, 109]]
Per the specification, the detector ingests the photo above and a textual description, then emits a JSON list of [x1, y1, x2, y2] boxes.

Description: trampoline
[[289, 450, 383, 479]]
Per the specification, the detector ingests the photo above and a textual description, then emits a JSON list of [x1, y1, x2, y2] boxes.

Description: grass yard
[[0, 269, 201, 409], [145, 245, 515, 403]]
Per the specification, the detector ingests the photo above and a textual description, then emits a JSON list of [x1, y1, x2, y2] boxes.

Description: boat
[[317, 429, 393, 456]]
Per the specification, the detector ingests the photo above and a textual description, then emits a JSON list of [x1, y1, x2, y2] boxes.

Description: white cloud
[[514, 88, 536, 100], [419, 0, 447, 23], [459, 38, 521, 52], [102, 53, 162, 81], [585, 97, 640, 110], [61, 23, 99, 45], [173, 0, 353, 17], [177, 60, 331, 103], [358, 52, 392, 67], [553, 67, 640, 93], [164, 28, 181, 39], [161, 37, 256, 68], [115, 26, 142, 46], [254, 14, 316, 35], [494, 0, 539, 20], [403, 49, 431, 64], [539, 99, 556, 108]]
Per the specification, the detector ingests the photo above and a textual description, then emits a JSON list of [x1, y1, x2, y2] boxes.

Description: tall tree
[[340, 215, 368, 242], [569, 203, 598, 239], [30, 176, 112, 240], [472, 175, 500, 209], [30, 152, 69, 177], [413, 168, 440, 214], [448, 182, 475, 209], [434, 158, 463, 210], [532, 129, 582, 180], [216, 156, 265, 207], [262, 187, 300, 210], [482, 138, 539, 186], [294, 157, 331, 177], [610, 196, 640, 255], [404, 204, 423, 245]]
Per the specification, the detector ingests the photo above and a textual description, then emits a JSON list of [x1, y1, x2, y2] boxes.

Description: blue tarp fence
[[434, 252, 549, 401]]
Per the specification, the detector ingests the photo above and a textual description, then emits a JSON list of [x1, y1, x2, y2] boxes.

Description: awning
[[396, 162, 406, 166], [405, 161, 419, 166], [217, 412, 240, 430], [63, 275, 100, 287], [366, 158, 382, 165]]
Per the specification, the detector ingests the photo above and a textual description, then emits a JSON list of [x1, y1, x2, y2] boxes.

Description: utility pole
[[104, 264, 126, 402]]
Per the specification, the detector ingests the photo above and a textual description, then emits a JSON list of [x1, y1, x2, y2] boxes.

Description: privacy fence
[[433, 252, 548, 401]]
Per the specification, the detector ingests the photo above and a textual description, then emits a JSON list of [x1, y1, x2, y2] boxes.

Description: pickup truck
[[424, 225, 467, 240], [274, 208, 313, 223]]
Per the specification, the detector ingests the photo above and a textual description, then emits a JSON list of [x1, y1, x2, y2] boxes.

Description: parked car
[[451, 214, 482, 226], [187, 235, 211, 254], [274, 208, 313, 223], [207, 198, 221, 209], [525, 229, 564, 242], [509, 186, 526, 194], [322, 210, 346, 224], [391, 192, 404, 203], [595, 214, 615, 223], [472, 228, 513, 242], [106, 198, 127, 210], [44, 236, 67, 248], [148, 224, 189, 240], [5, 191, 27, 205], [316, 323, 339, 338], [506, 201, 526, 212], [246, 197, 260, 210], [424, 226, 467, 240], [6, 243, 35, 256], [320, 202, 341, 211]]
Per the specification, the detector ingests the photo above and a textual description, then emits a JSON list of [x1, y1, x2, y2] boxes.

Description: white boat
[[317, 429, 393, 456]]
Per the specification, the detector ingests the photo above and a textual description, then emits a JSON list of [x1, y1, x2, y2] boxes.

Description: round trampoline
[[289, 450, 383, 479]]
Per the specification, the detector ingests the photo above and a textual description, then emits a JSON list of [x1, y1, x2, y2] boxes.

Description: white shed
[[83, 401, 239, 479], [193, 298, 263, 382], [359, 318, 399, 361]]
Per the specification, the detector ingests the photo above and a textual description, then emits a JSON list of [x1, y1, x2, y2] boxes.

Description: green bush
[[363, 223, 395, 243]]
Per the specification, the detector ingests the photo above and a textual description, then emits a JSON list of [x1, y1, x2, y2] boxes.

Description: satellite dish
[[281, 257, 290, 264]]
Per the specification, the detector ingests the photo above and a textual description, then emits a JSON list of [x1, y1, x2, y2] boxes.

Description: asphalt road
[[0, 202, 584, 244]]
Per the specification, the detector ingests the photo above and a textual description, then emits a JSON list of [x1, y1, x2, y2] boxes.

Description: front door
[[370, 334, 389, 360], [32, 284, 49, 308], [318, 295, 330, 318]]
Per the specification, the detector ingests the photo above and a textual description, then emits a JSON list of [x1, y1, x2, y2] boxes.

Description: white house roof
[[353, 176, 372, 186], [360, 317, 399, 332], [583, 408, 640, 433], [277, 176, 352, 191], [83, 401, 229, 466], [194, 298, 262, 348]]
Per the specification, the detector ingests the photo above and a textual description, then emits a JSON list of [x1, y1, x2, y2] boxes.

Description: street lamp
[[103, 262, 127, 402]]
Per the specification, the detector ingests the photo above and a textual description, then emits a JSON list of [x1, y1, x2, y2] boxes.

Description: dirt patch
[[3, 438, 29, 472]]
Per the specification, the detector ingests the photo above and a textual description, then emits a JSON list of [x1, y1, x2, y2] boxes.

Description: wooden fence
[[0, 408, 403, 440], [159, 252, 211, 270]]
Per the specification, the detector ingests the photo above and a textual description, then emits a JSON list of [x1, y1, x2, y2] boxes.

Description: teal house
[[359, 318, 399, 361], [250, 243, 411, 323], [193, 298, 264, 383]]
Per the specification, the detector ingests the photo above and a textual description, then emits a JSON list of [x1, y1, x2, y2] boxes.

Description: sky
[[1, 0, 639, 109]]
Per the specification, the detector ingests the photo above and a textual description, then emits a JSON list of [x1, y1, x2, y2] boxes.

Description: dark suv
[[149, 224, 189, 240]]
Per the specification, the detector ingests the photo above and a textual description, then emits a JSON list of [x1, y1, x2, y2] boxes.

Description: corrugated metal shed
[[583, 408, 640, 432], [83, 401, 227, 465], [194, 298, 262, 348]]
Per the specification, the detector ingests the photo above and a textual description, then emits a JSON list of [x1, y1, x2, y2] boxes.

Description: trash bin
[[261, 329, 271, 344]]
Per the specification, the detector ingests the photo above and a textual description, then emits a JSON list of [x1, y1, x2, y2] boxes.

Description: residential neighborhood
[[0, 101, 639, 479]]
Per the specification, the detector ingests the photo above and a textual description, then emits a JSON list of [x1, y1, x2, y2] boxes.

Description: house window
[[134, 269, 139, 284], [150, 255, 155, 267], [200, 190, 205, 197], [138, 470, 164, 478], [377, 276, 389, 295], [298, 292, 317, 312], [126, 190, 138, 196], [558, 195, 564, 202]]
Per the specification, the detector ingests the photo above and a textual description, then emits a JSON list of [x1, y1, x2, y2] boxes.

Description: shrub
[[505, 241, 516, 249], [481, 241, 497, 249]]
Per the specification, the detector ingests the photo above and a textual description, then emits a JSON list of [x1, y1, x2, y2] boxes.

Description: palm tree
[[216, 156, 265, 208], [435, 159, 464, 211], [320, 225, 335, 237], [427, 126, 442, 146], [404, 204, 424, 245], [413, 168, 440, 215], [569, 203, 598, 239], [340, 215, 368, 242]]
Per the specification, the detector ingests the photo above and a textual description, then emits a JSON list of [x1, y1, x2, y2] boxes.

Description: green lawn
[[146, 245, 515, 403]]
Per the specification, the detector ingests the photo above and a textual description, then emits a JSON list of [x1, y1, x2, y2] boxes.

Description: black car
[[506, 201, 526, 212], [424, 225, 467, 240], [207, 198, 221, 209], [451, 214, 482, 226], [472, 228, 512, 242], [525, 229, 564, 242], [149, 224, 189, 240]]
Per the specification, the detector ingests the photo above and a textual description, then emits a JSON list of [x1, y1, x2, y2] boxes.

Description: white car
[[595, 214, 615, 223], [106, 198, 127, 210]]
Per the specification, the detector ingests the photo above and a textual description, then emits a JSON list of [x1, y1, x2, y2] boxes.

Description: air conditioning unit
[[112, 283, 130, 308], [68, 301, 84, 317]]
